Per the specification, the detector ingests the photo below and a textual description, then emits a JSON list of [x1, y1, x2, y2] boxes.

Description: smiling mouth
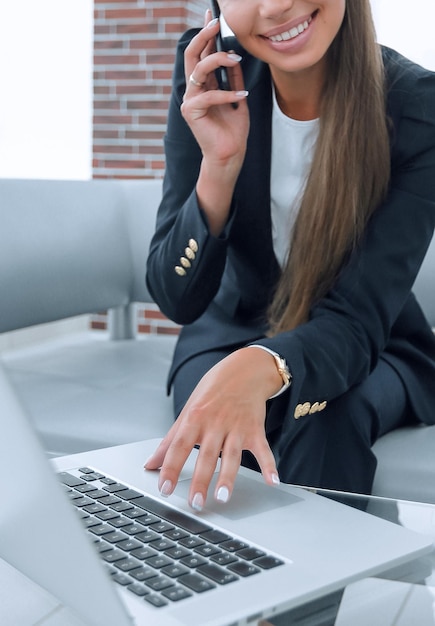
[[267, 10, 318, 43]]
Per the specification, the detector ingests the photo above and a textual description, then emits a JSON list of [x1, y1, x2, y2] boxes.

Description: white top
[[270, 88, 319, 267]]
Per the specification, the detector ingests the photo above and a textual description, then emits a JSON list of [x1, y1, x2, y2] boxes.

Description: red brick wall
[[93, 0, 207, 180], [91, 1, 207, 333]]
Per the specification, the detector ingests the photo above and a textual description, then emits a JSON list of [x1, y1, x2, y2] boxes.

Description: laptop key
[[130, 546, 157, 561], [98, 495, 121, 506], [125, 510, 158, 523], [179, 554, 207, 569], [197, 563, 238, 585], [145, 594, 168, 608], [122, 523, 144, 535], [116, 558, 143, 572], [88, 490, 109, 499], [161, 563, 190, 578], [237, 547, 266, 561], [127, 582, 149, 597], [146, 555, 173, 569], [161, 586, 193, 602], [104, 531, 128, 544], [148, 521, 174, 533], [164, 528, 189, 541], [129, 566, 156, 581], [58, 472, 86, 488], [194, 544, 221, 557], [95, 510, 119, 522], [112, 572, 131, 586], [148, 538, 176, 552], [145, 576, 174, 591], [102, 548, 127, 563], [179, 536, 204, 549], [82, 517, 102, 529], [135, 530, 160, 543], [83, 502, 106, 514], [164, 546, 191, 560], [253, 556, 284, 569], [116, 538, 142, 552], [89, 524, 113, 537], [210, 552, 238, 566], [102, 483, 129, 493], [227, 561, 260, 577], [118, 489, 143, 501], [110, 501, 134, 513], [108, 517, 132, 529], [178, 573, 216, 593], [199, 530, 231, 544], [219, 539, 248, 552], [74, 484, 97, 494], [72, 496, 94, 507], [81, 472, 105, 481]]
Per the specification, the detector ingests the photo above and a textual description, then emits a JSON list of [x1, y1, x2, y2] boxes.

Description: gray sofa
[[0, 178, 434, 503]]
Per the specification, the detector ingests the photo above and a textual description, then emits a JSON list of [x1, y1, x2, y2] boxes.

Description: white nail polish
[[160, 479, 173, 497], [272, 473, 280, 485], [216, 486, 230, 503], [191, 493, 204, 511], [207, 17, 219, 28], [227, 53, 242, 62]]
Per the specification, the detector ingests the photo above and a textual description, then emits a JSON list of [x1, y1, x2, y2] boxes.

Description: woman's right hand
[[181, 14, 250, 235]]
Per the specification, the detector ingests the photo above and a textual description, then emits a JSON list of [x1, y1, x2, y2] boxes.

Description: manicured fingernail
[[235, 90, 249, 98], [216, 486, 230, 503], [207, 18, 219, 28], [272, 473, 280, 485], [191, 492, 204, 511], [227, 53, 242, 62], [160, 480, 173, 497]]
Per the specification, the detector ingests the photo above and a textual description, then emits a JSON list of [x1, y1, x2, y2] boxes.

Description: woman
[[145, 0, 435, 511]]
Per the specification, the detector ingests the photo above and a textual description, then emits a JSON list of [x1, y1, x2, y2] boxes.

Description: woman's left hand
[[144, 347, 283, 510]]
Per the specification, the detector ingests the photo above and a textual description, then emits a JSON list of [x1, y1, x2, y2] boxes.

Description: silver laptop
[[0, 364, 432, 626]]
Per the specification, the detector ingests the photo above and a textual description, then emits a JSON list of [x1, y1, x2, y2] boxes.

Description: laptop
[[0, 363, 432, 626]]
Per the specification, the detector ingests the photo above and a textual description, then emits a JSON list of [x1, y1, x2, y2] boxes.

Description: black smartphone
[[210, 0, 232, 92]]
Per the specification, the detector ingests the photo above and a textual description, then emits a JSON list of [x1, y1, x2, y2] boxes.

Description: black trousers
[[172, 349, 412, 495]]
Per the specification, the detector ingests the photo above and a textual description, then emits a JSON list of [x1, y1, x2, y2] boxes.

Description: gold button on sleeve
[[189, 239, 199, 252], [180, 257, 191, 268], [185, 247, 195, 260], [175, 266, 186, 276]]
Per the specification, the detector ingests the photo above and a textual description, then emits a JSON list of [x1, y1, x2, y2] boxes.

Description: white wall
[[0, 0, 93, 180], [0, 1, 433, 181], [372, 0, 435, 70]]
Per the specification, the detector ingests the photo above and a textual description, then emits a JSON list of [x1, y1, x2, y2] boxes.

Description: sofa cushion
[[2, 332, 176, 457]]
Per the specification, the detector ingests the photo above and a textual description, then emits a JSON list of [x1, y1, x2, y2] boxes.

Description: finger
[[184, 17, 220, 80], [251, 437, 280, 487], [155, 426, 201, 497], [143, 423, 179, 470], [187, 433, 225, 511], [213, 433, 244, 504], [185, 51, 243, 94]]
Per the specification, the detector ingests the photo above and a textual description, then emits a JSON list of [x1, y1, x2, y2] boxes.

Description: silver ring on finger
[[189, 73, 205, 88]]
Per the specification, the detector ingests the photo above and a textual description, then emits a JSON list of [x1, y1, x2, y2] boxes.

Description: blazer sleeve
[[146, 30, 235, 325], [257, 67, 435, 413]]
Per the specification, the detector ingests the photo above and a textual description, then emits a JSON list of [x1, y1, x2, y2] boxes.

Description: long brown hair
[[268, 0, 391, 334]]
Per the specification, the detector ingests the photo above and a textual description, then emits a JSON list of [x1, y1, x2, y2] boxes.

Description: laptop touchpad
[[176, 473, 302, 521]]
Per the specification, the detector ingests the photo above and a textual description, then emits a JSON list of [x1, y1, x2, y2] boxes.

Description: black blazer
[[146, 30, 435, 426]]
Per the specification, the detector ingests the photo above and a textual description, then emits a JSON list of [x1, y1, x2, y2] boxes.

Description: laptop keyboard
[[58, 468, 284, 608]]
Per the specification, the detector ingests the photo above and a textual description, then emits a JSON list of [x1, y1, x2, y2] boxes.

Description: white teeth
[[269, 18, 311, 43]]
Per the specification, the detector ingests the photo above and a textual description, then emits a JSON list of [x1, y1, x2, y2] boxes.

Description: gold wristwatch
[[248, 345, 292, 399]]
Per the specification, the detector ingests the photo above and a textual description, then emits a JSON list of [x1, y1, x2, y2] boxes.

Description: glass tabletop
[[267, 488, 435, 626]]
